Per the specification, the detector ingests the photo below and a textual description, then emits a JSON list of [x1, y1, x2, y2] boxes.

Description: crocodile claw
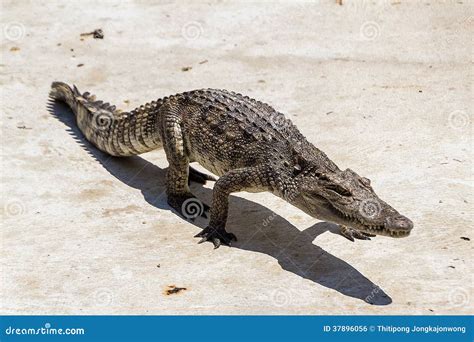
[[195, 226, 237, 249], [340, 225, 374, 242], [188, 167, 217, 185]]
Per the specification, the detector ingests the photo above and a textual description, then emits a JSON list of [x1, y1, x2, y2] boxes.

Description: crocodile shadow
[[48, 99, 392, 305]]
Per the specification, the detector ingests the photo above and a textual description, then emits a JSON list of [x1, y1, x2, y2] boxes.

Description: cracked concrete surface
[[1, 0, 472, 314]]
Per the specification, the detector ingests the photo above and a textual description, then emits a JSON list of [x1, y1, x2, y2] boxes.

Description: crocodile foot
[[167, 193, 209, 220], [340, 225, 375, 242], [195, 226, 237, 249]]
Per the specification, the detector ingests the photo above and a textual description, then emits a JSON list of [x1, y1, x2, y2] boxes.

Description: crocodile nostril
[[385, 216, 414, 231]]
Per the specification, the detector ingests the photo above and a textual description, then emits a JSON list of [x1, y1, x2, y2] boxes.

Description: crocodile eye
[[361, 177, 371, 187], [326, 184, 352, 197], [315, 173, 329, 181], [292, 164, 302, 176]]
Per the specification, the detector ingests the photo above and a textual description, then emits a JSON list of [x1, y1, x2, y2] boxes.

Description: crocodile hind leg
[[195, 166, 270, 248], [161, 112, 209, 219]]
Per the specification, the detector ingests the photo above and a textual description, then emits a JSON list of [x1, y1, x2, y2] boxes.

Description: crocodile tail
[[50, 82, 163, 157], [50, 81, 79, 110], [50, 81, 127, 156]]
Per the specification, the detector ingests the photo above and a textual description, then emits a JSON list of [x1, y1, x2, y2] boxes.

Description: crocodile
[[50, 82, 413, 248]]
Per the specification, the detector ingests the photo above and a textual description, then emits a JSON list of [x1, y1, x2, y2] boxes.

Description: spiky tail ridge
[[50, 82, 79, 110], [50, 82, 162, 156]]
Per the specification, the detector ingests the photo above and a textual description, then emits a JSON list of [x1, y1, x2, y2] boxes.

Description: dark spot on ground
[[77, 63, 84, 67], [460, 236, 470, 241], [181, 66, 192, 72], [80, 29, 104, 39], [165, 285, 187, 295], [17, 124, 32, 129]]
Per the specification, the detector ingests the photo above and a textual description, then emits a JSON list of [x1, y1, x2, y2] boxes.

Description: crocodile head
[[292, 167, 413, 238]]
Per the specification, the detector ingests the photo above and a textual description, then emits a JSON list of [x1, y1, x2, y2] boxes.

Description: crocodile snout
[[385, 215, 414, 232]]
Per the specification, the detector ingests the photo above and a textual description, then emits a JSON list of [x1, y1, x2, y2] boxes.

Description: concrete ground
[[1, 0, 472, 315]]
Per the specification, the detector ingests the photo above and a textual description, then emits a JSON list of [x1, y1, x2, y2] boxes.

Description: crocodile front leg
[[195, 166, 271, 248], [340, 225, 376, 242]]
